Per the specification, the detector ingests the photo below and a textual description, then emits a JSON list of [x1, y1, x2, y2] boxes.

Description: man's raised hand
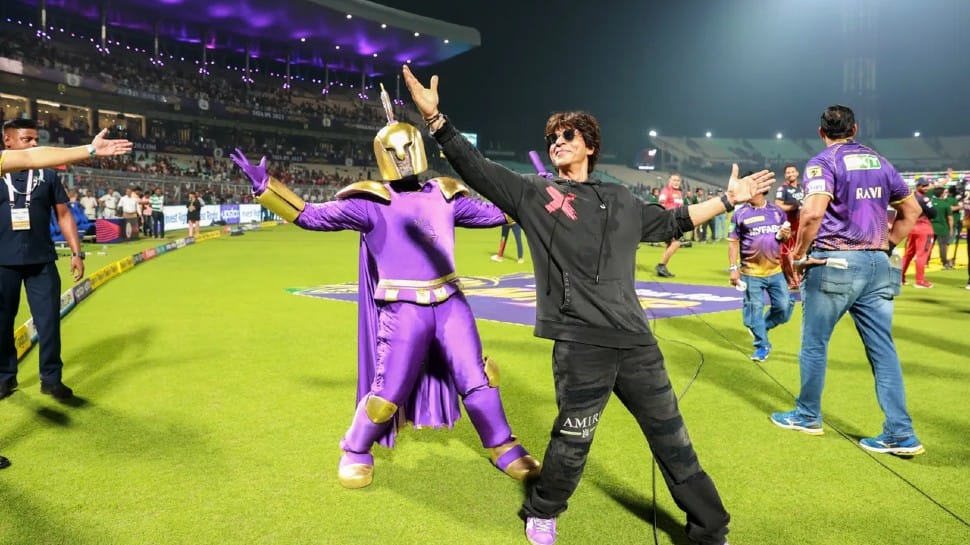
[[401, 65, 440, 119], [90, 128, 133, 156], [727, 163, 775, 204]]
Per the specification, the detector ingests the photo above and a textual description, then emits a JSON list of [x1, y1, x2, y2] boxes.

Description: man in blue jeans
[[727, 182, 794, 361], [713, 189, 728, 241], [492, 223, 525, 263], [770, 105, 924, 456]]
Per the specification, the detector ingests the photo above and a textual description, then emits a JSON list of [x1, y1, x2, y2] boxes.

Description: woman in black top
[[186, 191, 202, 237]]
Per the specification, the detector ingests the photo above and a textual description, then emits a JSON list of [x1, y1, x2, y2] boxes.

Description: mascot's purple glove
[[528, 150, 554, 179], [230, 148, 269, 195]]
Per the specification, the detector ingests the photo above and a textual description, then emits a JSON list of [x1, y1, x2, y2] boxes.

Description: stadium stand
[[0, 2, 965, 218], [650, 133, 966, 187], [939, 136, 970, 164]]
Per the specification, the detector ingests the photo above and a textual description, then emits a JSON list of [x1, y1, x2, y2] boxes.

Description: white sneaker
[[490, 255, 504, 262]]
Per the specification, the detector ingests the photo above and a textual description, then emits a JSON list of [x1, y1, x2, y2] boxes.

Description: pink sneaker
[[914, 281, 934, 289], [525, 517, 557, 545]]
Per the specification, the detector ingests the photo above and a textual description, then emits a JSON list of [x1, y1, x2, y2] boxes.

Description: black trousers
[[152, 210, 165, 237], [522, 341, 729, 545], [0, 262, 64, 384]]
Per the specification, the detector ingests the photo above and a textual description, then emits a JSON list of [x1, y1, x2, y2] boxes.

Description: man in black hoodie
[[403, 66, 773, 545]]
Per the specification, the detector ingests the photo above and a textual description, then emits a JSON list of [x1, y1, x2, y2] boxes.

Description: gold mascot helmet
[[374, 83, 428, 180]]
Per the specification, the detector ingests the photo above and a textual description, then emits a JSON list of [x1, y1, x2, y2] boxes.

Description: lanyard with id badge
[[5, 170, 36, 231]]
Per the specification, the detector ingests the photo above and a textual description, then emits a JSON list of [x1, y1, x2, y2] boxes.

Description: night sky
[[377, 0, 970, 160]]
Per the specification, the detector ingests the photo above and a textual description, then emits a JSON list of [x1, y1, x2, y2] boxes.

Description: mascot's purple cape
[[355, 223, 462, 448]]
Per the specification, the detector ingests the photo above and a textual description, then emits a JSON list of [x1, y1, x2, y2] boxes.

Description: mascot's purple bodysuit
[[231, 85, 540, 489]]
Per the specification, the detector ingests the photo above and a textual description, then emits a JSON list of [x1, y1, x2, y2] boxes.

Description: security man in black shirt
[[0, 119, 85, 400]]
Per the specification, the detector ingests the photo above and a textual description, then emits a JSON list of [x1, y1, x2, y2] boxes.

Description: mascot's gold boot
[[490, 438, 542, 480], [338, 451, 375, 489]]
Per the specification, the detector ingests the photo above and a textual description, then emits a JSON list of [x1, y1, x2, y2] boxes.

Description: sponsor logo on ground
[[291, 273, 745, 325]]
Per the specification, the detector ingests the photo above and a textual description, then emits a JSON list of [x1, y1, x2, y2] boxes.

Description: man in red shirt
[[656, 173, 684, 277], [774, 164, 804, 289], [901, 178, 937, 288]]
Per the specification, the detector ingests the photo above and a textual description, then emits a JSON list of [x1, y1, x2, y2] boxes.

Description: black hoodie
[[435, 120, 695, 348]]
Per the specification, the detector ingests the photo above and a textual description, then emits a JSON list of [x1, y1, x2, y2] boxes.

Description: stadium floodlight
[[913, 131, 921, 137], [381, 24, 387, 29], [414, 32, 420, 37], [346, 14, 352, 19], [776, 132, 783, 139], [444, 39, 450, 44], [705, 131, 712, 138], [648, 130, 657, 137], [300, 37, 306, 43]]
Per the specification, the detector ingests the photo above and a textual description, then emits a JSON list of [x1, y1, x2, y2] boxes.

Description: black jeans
[[522, 341, 729, 545], [152, 210, 165, 237]]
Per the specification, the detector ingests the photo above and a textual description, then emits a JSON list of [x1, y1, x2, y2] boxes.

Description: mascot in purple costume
[[231, 85, 540, 489]]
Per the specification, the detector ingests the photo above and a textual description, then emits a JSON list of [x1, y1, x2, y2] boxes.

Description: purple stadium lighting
[[2, 4, 478, 83]]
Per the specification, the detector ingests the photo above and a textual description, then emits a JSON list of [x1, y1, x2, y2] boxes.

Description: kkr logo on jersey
[[290, 274, 746, 325], [412, 217, 438, 244]]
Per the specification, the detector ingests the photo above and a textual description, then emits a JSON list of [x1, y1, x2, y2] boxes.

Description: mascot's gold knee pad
[[365, 395, 398, 423]]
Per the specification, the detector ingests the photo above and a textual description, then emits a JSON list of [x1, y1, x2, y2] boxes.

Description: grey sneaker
[[655, 263, 675, 278]]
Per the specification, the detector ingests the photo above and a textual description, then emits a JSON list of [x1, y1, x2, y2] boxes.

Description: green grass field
[[1, 224, 968, 545]]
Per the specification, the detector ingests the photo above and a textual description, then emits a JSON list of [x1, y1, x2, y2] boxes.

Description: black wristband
[[720, 193, 735, 212], [424, 112, 442, 128], [71, 252, 85, 260]]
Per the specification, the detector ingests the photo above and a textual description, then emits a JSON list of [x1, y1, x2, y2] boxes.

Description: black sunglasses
[[545, 128, 580, 148]]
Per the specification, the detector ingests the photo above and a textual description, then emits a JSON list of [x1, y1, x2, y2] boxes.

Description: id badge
[[11, 208, 30, 231]]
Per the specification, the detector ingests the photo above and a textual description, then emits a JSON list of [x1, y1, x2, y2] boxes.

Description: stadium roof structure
[[9, 0, 480, 74]]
